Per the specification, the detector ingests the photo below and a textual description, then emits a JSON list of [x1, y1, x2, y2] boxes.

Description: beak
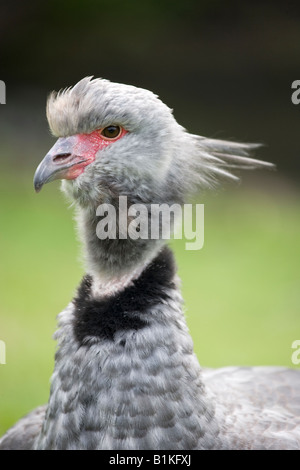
[[33, 136, 87, 193]]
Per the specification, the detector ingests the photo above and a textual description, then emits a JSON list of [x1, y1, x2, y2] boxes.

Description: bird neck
[[75, 199, 166, 288]]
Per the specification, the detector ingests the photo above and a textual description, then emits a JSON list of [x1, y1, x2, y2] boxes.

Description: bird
[[1, 77, 299, 450]]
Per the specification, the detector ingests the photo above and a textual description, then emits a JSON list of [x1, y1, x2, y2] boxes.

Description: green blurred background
[[0, 0, 300, 435]]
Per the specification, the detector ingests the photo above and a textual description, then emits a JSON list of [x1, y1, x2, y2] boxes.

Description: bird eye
[[101, 125, 121, 139]]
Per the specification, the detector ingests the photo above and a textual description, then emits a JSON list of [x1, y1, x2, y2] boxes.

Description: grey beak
[[33, 136, 84, 193], [34, 151, 61, 193]]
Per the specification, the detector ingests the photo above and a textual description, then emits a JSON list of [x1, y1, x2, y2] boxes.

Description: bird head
[[34, 77, 185, 208], [34, 76, 273, 209]]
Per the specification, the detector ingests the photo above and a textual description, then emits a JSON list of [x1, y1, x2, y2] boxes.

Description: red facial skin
[[64, 127, 127, 180]]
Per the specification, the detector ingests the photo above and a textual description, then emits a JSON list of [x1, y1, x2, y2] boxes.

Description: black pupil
[[103, 126, 120, 138]]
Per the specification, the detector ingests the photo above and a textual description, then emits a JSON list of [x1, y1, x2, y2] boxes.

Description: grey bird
[[1, 77, 299, 450]]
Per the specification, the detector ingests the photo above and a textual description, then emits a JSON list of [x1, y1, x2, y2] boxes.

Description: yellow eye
[[101, 125, 121, 139]]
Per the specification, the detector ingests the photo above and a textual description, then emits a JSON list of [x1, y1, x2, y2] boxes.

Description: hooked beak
[[33, 136, 88, 193]]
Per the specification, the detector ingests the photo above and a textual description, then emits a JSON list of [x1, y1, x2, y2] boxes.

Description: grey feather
[[0, 406, 46, 450], [1, 77, 298, 451]]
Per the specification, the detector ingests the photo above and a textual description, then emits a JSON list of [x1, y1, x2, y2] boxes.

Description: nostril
[[53, 153, 72, 164]]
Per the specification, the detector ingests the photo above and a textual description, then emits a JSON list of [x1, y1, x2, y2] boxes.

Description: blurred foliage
[[0, 0, 299, 437], [1, 0, 300, 175]]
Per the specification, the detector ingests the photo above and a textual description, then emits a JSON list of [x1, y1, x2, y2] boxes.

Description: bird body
[[1, 77, 299, 450]]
